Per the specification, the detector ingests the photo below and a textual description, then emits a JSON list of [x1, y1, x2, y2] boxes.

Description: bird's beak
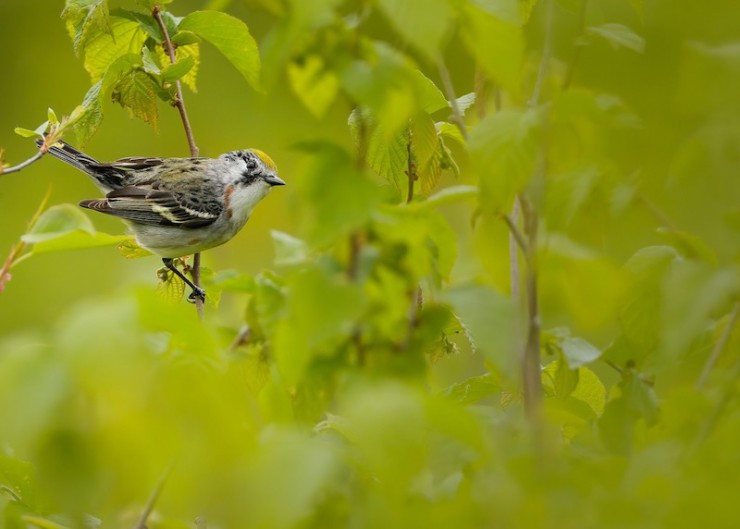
[[264, 174, 286, 186]]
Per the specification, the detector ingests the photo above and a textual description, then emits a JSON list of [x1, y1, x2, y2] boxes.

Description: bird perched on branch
[[37, 139, 285, 301]]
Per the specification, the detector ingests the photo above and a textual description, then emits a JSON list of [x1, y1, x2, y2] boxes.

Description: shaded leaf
[[161, 55, 195, 82], [584, 23, 645, 53], [111, 70, 160, 128], [287, 55, 339, 118], [375, 0, 453, 61]]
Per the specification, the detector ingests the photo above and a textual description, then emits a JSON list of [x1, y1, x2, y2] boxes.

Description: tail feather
[[37, 138, 100, 175]]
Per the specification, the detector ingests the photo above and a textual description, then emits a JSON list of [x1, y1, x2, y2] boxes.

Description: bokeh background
[[2, 0, 740, 527]]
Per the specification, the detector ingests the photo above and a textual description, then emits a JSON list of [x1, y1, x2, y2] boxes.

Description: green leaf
[[271, 230, 308, 267], [375, 0, 453, 60], [618, 246, 680, 360], [156, 43, 201, 93], [62, 0, 112, 55], [67, 81, 104, 146], [171, 30, 201, 46], [443, 283, 520, 378], [410, 69, 449, 115], [82, 17, 147, 82], [287, 55, 339, 119], [161, 55, 195, 82], [21, 204, 126, 254], [543, 356, 579, 398], [110, 8, 162, 42], [412, 185, 478, 211], [179, 10, 260, 91], [584, 23, 645, 53], [441, 373, 501, 404], [141, 46, 161, 75], [111, 69, 159, 128], [411, 112, 443, 194], [470, 108, 540, 212], [14, 127, 44, 139], [462, 4, 524, 94], [116, 238, 151, 258]]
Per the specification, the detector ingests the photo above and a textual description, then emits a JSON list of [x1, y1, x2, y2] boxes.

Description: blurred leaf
[[441, 373, 501, 404], [471, 107, 540, 212], [544, 327, 602, 369], [443, 283, 519, 378], [411, 185, 478, 211], [14, 127, 44, 139], [62, 0, 112, 55], [584, 23, 645, 53], [571, 366, 606, 417], [21, 205, 126, 254], [111, 69, 159, 128], [618, 246, 680, 360], [180, 10, 261, 91], [375, 0, 453, 60], [410, 69, 449, 114], [271, 230, 308, 266], [462, 4, 523, 93], [287, 55, 339, 118], [655, 227, 717, 263], [543, 356, 579, 398], [296, 142, 381, 245], [454, 92, 476, 116]]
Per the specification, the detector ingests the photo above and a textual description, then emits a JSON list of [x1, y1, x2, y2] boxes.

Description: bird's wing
[[80, 182, 223, 228]]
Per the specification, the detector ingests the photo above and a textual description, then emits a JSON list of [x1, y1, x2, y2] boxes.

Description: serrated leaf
[[157, 268, 186, 303], [411, 112, 443, 194], [585, 23, 645, 53], [117, 238, 152, 258], [287, 55, 339, 118], [462, 4, 523, 93], [180, 10, 260, 90], [350, 108, 409, 193], [375, 0, 452, 60], [454, 92, 476, 116], [110, 8, 162, 42], [82, 17, 147, 82], [111, 69, 159, 128], [62, 0, 112, 55], [67, 81, 103, 145], [161, 55, 195, 82]]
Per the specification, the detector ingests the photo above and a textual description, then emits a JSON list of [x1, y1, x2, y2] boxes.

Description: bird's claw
[[187, 287, 206, 303]]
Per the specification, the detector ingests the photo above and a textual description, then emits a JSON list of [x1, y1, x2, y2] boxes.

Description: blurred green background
[[1, 0, 740, 527]]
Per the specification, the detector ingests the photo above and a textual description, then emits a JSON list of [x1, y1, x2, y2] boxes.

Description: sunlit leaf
[[161, 55, 195, 82], [111, 69, 159, 128], [82, 17, 147, 82], [62, 0, 112, 55], [180, 10, 260, 90]]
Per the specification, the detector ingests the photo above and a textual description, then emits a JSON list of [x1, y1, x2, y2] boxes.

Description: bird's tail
[[36, 138, 101, 176]]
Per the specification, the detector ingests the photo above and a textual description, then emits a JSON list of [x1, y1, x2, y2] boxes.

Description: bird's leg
[[162, 257, 206, 302]]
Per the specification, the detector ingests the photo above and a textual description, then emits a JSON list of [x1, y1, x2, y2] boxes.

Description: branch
[[437, 57, 468, 139], [0, 150, 44, 175], [152, 6, 199, 158], [153, 4, 204, 319], [697, 301, 740, 390]]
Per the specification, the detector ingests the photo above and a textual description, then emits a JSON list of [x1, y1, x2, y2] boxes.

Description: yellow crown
[[251, 149, 278, 173]]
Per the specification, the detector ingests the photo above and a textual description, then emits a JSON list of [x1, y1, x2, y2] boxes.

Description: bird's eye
[[246, 160, 258, 171]]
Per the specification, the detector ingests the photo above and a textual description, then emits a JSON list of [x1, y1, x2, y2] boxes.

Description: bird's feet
[[188, 287, 206, 303]]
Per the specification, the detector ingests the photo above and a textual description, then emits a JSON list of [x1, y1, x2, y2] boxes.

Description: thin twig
[[132, 464, 173, 529], [406, 126, 416, 204], [520, 197, 542, 417], [229, 325, 253, 351], [437, 57, 468, 139], [502, 212, 528, 255], [153, 4, 204, 318], [0, 150, 44, 175], [697, 301, 740, 390], [505, 202, 522, 300]]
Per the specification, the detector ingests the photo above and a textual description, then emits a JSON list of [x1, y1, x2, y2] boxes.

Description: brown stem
[[437, 56, 468, 139], [697, 301, 740, 390], [153, 5, 204, 317], [406, 127, 416, 204], [520, 197, 542, 416], [0, 149, 44, 175]]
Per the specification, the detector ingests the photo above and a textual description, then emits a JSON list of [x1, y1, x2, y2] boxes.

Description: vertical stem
[[437, 56, 468, 139], [521, 197, 542, 415], [509, 199, 521, 300], [153, 4, 203, 318], [696, 301, 740, 390]]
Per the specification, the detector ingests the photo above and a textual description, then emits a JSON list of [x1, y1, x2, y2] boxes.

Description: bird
[[37, 139, 285, 302]]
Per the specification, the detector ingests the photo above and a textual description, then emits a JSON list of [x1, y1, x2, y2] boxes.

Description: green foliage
[[3, 0, 740, 527]]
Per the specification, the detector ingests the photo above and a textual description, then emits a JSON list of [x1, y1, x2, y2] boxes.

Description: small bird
[[38, 139, 285, 301]]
